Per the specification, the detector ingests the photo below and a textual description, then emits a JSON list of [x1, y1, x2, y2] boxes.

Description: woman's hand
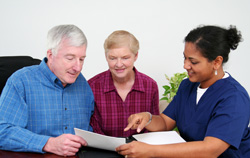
[[116, 141, 152, 158], [124, 112, 151, 133]]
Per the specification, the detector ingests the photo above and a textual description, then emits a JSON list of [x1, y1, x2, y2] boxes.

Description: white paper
[[75, 128, 186, 152], [132, 131, 185, 145], [74, 128, 126, 151]]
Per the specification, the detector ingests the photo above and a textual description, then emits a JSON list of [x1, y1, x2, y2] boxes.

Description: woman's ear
[[213, 56, 223, 70], [105, 52, 108, 62], [134, 52, 139, 61]]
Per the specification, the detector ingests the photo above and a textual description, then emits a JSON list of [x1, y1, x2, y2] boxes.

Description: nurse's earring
[[215, 70, 218, 75]]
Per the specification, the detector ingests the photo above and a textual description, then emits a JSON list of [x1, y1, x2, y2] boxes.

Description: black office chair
[[0, 56, 41, 95]]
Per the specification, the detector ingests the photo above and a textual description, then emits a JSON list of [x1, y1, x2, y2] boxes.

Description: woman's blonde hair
[[104, 30, 139, 55]]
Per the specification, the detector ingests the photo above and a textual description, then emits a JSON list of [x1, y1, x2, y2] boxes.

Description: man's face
[[47, 39, 87, 87]]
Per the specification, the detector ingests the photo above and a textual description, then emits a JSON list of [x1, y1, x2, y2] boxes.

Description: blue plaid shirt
[[0, 58, 94, 153]]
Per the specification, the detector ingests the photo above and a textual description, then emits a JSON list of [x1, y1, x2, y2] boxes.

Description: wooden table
[[0, 147, 123, 158], [0, 150, 78, 158]]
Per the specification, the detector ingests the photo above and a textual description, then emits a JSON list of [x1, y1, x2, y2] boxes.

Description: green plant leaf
[[160, 71, 188, 131], [161, 72, 188, 103], [162, 85, 170, 90], [160, 97, 168, 101]]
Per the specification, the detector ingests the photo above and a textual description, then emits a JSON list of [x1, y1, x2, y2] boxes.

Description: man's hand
[[124, 112, 151, 133], [43, 134, 87, 156]]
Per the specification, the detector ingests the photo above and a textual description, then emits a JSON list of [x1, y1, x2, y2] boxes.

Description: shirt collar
[[133, 67, 146, 92], [39, 57, 64, 87], [103, 67, 145, 93]]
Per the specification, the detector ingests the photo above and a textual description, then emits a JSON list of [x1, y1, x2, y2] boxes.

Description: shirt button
[[65, 127, 67, 129], [65, 108, 67, 110]]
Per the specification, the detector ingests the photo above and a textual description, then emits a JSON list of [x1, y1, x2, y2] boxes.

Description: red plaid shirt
[[88, 67, 159, 137]]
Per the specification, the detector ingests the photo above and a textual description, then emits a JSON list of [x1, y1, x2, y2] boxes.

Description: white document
[[74, 128, 126, 151], [132, 131, 186, 145], [74, 128, 185, 152]]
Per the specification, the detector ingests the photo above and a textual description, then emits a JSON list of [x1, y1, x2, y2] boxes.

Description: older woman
[[88, 30, 159, 137], [116, 25, 250, 157]]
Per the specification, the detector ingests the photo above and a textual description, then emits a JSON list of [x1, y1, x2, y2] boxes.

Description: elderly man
[[0, 24, 94, 156]]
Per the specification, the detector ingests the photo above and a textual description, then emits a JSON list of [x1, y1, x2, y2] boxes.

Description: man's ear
[[213, 56, 223, 70], [47, 49, 53, 60]]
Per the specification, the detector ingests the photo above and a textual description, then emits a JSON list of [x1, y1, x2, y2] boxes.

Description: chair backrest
[[0, 56, 41, 95]]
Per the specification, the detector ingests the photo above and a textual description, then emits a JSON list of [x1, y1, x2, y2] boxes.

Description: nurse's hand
[[124, 112, 151, 133], [116, 141, 152, 158]]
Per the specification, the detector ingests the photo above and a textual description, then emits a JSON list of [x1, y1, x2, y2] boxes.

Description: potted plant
[[161, 72, 188, 103], [160, 72, 188, 132]]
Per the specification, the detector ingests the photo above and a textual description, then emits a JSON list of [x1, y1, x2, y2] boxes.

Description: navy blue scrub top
[[163, 74, 250, 157]]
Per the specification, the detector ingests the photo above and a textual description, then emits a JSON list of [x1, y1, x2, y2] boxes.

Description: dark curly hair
[[184, 25, 242, 63]]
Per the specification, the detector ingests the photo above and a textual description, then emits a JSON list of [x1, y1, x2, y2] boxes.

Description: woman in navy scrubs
[[116, 25, 250, 158]]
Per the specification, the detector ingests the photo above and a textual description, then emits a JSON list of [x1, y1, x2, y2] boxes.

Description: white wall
[[1, 0, 250, 97]]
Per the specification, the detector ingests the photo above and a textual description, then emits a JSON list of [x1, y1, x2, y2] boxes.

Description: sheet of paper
[[132, 131, 186, 145], [74, 128, 126, 151]]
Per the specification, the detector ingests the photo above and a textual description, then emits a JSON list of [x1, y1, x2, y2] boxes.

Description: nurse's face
[[183, 42, 215, 88]]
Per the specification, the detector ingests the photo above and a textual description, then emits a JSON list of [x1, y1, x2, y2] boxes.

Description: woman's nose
[[183, 60, 191, 70], [115, 59, 123, 67]]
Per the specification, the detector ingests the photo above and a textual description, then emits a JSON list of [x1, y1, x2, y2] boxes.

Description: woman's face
[[106, 46, 138, 81], [183, 42, 215, 88]]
